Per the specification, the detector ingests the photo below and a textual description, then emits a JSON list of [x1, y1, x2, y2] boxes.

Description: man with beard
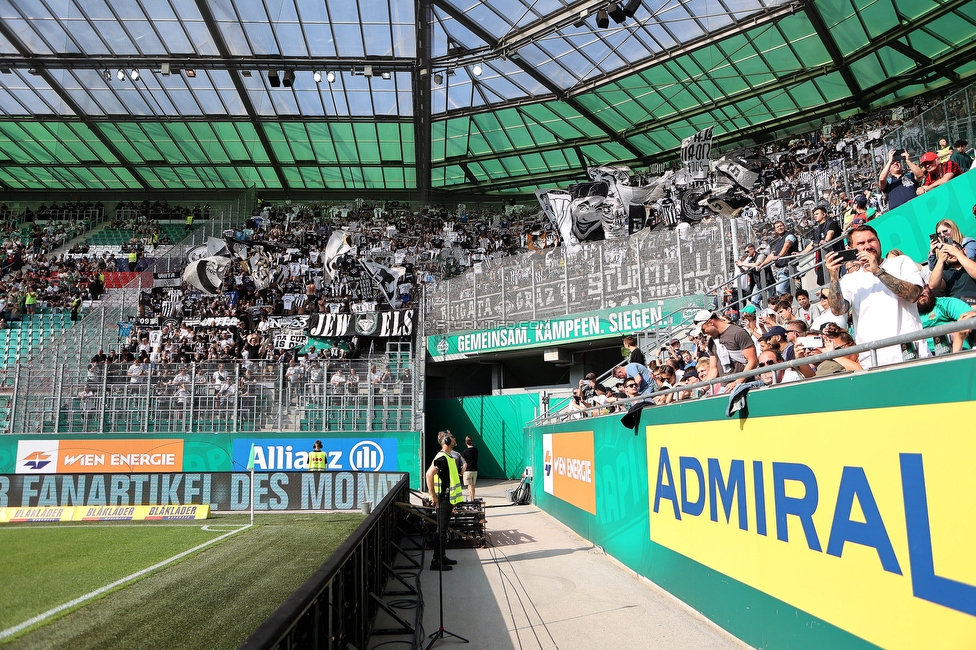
[[916, 285, 976, 354], [825, 225, 928, 368]]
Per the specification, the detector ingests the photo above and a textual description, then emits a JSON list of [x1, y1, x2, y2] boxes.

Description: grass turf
[[0, 513, 364, 649]]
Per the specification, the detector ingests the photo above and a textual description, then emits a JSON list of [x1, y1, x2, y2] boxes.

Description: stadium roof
[[0, 0, 973, 196]]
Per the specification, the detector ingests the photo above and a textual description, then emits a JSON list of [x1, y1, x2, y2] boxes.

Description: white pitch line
[[0, 523, 253, 641]]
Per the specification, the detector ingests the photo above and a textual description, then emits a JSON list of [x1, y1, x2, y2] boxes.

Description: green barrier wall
[[871, 169, 976, 261], [528, 355, 976, 649], [426, 394, 537, 478], [0, 431, 424, 489]]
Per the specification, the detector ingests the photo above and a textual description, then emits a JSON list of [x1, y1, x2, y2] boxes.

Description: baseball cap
[[692, 309, 715, 324], [920, 151, 938, 164], [690, 326, 702, 338], [760, 326, 788, 341], [741, 304, 757, 314], [853, 194, 867, 206]]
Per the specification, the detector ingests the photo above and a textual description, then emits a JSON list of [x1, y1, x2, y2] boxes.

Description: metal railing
[[239, 474, 421, 650], [4, 354, 417, 435], [423, 216, 751, 335], [884, 83, 976, 164], [533, 319, 976, 427]]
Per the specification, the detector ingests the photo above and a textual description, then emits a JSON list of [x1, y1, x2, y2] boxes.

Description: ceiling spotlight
[[608, 2, 627, 23], [185, 69, 196, 78], [130, 69, 139, 81], [363, 65, 373, 78], [447, 69, 456, 77], [433, 73, 443, 85], [326, 71, 336, 83], [103, 69, 112, 82], [381, 71, 391, 80], [573, 10, 588, 28], [313, 70, 322, 83], [117, 69, 125, 81], [596, 9, 609, 28], [282, 70, 295, 87], [268, 70, 280, 87], [622, 0, 642, 17], [472, 64, 482, 77]]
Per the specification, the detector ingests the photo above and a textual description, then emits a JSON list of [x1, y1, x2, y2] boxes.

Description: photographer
[[878, 149, 922, 211]]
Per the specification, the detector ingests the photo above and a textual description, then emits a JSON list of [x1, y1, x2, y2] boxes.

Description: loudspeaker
[[608, 2, 626, 23], [623, 0, 642, 17], [268, 70, 280, 88], [282, 70, 295, 87], [595, 9, 609, 28]]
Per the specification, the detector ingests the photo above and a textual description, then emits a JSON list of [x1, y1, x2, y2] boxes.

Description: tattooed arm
[[875, 269, 923, 302], [824, 252, 850, 316], [860, 252, 923, 303]]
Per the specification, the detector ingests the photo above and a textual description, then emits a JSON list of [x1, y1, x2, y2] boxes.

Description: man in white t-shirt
[[825, 225, 928, 368]]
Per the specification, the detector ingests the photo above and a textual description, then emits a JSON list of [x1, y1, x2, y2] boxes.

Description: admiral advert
[[543, 432, 596, 515], [646, 403, 976, 650]]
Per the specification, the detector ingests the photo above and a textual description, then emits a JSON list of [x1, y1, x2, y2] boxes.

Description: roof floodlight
[[433, 73, 443, 85], [282, 70, 295, 87], [326, 71, 336, 83], [185, 69, 196, 78], [103, 69, 112, 82], [596, 9, 609, 28], [130, 69, 139, 81], [313, 70, 322, 83], [363, 65, 373, 77], [608, 2, 627, 23], [381, 71, 391, 80], [117, 69, 125, 81], [573, 10, 588, 27], [447, 69, 456, 77], [622, 0, 642, 17], [472, 64, 483, 77], [160, 63, 171, 76]]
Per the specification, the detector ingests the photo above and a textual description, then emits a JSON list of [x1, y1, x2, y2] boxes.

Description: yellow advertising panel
[[0, 504, 210, 522], [543, 431, 596, 514], [646, 402, 976, 649]]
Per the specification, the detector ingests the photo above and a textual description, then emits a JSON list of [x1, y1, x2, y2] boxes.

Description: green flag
[[247, 443, 255, 471]]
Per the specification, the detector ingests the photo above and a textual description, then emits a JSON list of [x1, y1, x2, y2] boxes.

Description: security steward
[[127, 249, 138, 272], [308, 440, 326, 471], [425, 430, 463, 571]]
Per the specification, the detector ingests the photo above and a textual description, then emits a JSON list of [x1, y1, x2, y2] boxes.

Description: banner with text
[[0, 472, 404, 511], [428, 297, 706, 361]]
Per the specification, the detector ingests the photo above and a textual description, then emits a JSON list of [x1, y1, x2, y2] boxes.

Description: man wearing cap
[[759, 325, 789, 357], [825, 224, 927, 369], [917, 151, 961, 195], [693, 309, 758, 392], [844, 194, 870, 229], [950, 140, 973, 175], [878, 149, 923, 211]]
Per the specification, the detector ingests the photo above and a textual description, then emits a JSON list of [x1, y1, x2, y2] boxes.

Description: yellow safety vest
[[308, 450, 326, 471], [128, 251, 138, 263], [432, 451, 463, 505]]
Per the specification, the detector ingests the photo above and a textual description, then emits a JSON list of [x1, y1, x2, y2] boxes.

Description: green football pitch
[[0, 513, 364, 649]]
